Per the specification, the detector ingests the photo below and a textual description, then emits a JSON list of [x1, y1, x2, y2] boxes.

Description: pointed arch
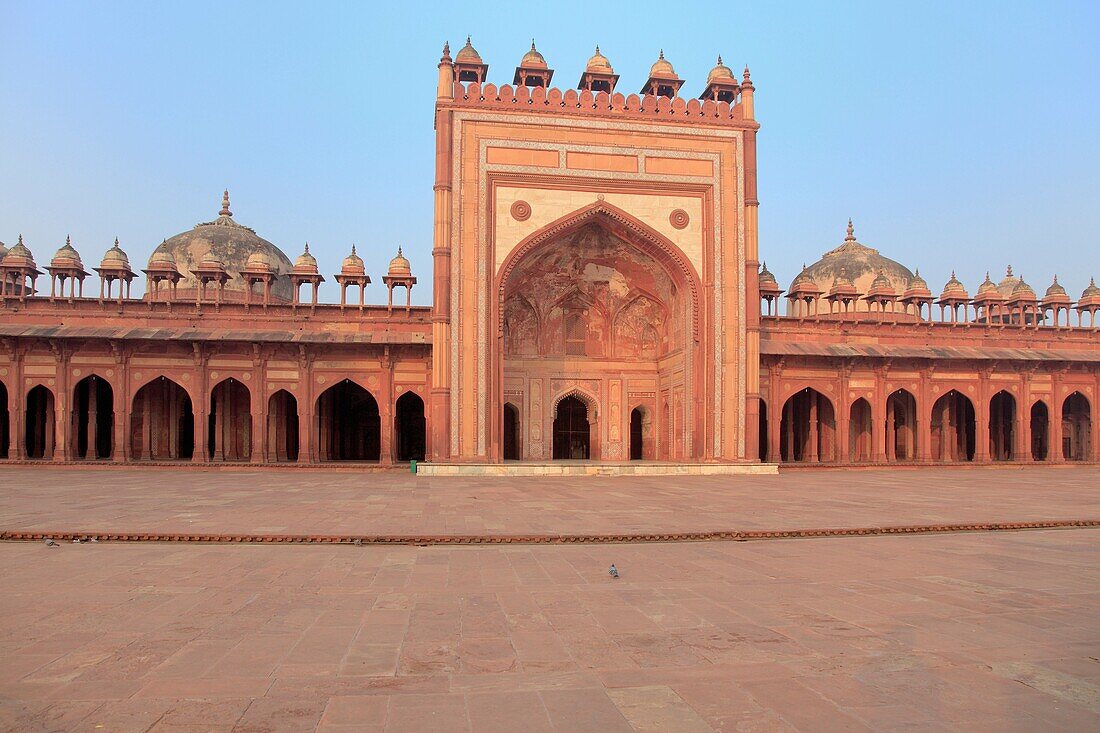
[[209, 378, 252, 461], [24, 384, 55, 460], [1030, 399, 1049, 462], [267, 389, 299, 462], [131, 376, 194, 460], [780, 388, 836, 463], [886, 388, 918, 462], [1062, 391, 1092, 461], [394, 390, 426, 462], [72, 373, 115, 460], [497, 200, 701, 341], [316, 379, 380, 461], [0, 379, 8, 459], [931, 390, 975, 462], [989, 390, 1016, 461], [849, 398, 872, 462]]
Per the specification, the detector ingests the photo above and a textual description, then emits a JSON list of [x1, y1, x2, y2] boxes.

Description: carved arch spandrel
[[496, 201, 701, 342]]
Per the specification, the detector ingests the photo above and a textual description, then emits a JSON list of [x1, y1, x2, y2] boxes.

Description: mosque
[[0, 40, 1097, 470]]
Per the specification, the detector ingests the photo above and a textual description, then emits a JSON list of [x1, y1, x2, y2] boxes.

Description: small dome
[[1081, 277, 1099, 299], [148, 240, 177, 267], [293, 243, 319, 273], [940, 271, 969, 299], [244, 248, 274, 273], [649, 50, 676, 78], [520, 40, 547, 68], [707, 55, 735, 85], [1044, 275, 1067, 298], [905, 268, 931, 294], [976, 272, 1000, 296], [100, 238, 130, 269], [456, 36, 482, 63], [788, 264, 821, 292], [996, 265, 1020, 297], [758, 261, 777, 285], [869, 269, 895, 292], [387, 246, 411, 277], [199, 249, 225, 269], [1011, 276, 1035, 298], [2, 235, 36, 268], [586, 46, 613, 74], [341, 244, 365, 276], [50, 236, 83, 268]]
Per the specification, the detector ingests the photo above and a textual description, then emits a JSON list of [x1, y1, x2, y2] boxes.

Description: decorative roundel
[[669, 209, 690, 230], [510, 200, 532, 222], [73, 368, 82, 377], [0, 368, 7, 376]]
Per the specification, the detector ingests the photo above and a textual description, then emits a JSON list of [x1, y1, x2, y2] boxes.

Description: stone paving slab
[[0, 529, 1097, 731], [0, 466, 1097, 538]]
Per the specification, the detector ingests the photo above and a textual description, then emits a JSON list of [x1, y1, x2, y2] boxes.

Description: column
[[974, 374, 990, 463], [379, 352, 394, 465]]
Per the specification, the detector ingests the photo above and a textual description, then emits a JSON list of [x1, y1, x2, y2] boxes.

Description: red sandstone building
[[1, 41, 1097, 469]]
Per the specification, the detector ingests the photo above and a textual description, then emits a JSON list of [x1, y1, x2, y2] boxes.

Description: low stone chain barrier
[[2, 520, 1097, 547]]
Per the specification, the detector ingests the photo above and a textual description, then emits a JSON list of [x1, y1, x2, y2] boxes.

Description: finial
[[1053, 274, 1059, 284], [717, 54, 723, 65], [114, 237, 119, 247], [351, 244, 357, 255], [397, 246, 403, 256], [465, 35, 472, 46], [951, 270, 957, 278], [304, 242, 310, 254], [531, 39, 536, 51], [743, 64, 751, 82], [66, 234, 71, 247], [914, 267, 920, 276], [220, 189, 232, 217], [985, 271, 991, 280], [845, 218, 855, 240], [595, 44, 600, 54], [17, 234, 23, 246], [443, 41, 450, 55], [659, 49, 665, 59], [1006, 264, 1013, 277]]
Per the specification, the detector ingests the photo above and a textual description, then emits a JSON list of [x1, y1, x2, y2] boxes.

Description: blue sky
[[1, 1, 1098, 304]]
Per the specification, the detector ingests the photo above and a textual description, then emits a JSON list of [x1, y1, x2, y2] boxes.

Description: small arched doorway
[[316, 380, 380, 461], [503, 403, 520, 461], [209, 378, 252, 461], [25, 385, 55, 460], [629, 407, 646, 460], [553, 395, 590, 460], [72, 375, 114, 460], [267, 390, 299, 462], [394, 392, 426, 462], [887, 389, 917, 462], [1062, 392, 1092, 461], [130, 377, 194, 460], [780, 388, 836, 463], [989, 391, 1016, 461], [1030, 401, 1049, 462], [0, 381, 9, 459], [849, 398, 872, 462], [758, 400, 768, 462], [931, 390, 975, 462]]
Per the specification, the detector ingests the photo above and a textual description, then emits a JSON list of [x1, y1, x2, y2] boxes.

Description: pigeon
[[43, 538, 60, 547], [352, 539, 363, 546], [608, 564, 619, 579]]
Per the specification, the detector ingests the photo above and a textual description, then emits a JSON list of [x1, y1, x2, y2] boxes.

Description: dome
[[50, 236, 83, 268], [293, 243, 319, 274], [800, 220, 914, 307], [996, 265, 1020, 297], [707, 55, 735, 85], [976, 272, 1000, 297], [758, 261, 777, 285], [154, 190, 293, 301], [788, 264, 822, 293], [867, 269, 895, 293], [2, 235, 36, 269], [1010, 276, 1036, 299], [904, 268, 931, 296], [939, 271, 969, 300], [1081, 277, 1099, 299], [244, 247, 274, 273], [148, 240, 177, 268], [199, 249, 225, 270], [520, 40, 547, 68], [586, 46, 613, 74], [1044, 275, 1067, 298], [341, 244, 365, 276], [100, 238, 130, 269], [387, 246, 411, 277], [649, 50, 677, 78], [456, 36, 482, 63]]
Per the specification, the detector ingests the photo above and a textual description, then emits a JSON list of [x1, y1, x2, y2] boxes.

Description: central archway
[[498, 202, 703, 462], [209, 378, 251, 461], [131, 377, 194, 461], [553, 395, 590, 459]]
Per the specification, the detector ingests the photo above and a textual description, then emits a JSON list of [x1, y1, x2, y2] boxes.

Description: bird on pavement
[[44, 538, 60, 547], [608, 564, 619, 579]]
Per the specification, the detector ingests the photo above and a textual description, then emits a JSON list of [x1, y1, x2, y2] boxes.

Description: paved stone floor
[[0, 466, 1097, 537], [0, 467, 1098, 731], [1, 529, 1098, 732]]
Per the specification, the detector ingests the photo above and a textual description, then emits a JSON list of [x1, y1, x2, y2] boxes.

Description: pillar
[[974, 375, 990, 463]]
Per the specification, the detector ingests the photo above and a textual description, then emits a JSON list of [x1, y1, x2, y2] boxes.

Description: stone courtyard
[[0, 467, 1098, 732]]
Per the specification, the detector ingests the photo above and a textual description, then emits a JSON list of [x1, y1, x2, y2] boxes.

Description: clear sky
[[1, 1, 1098, 305]]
